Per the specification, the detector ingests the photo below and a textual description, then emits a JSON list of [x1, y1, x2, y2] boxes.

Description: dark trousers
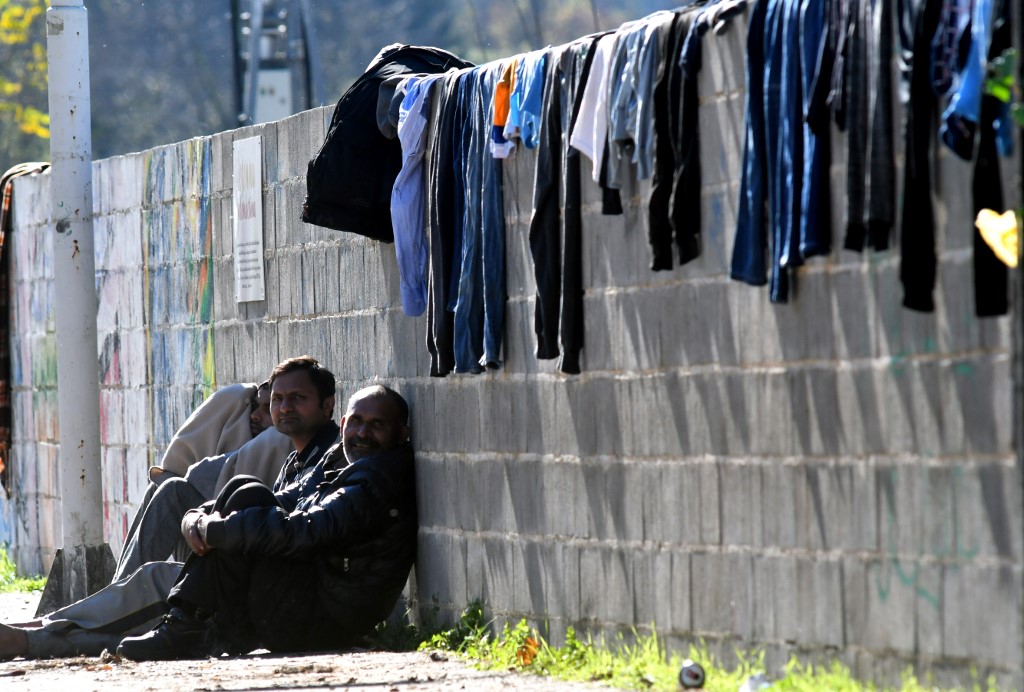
[[166, 476, 355, 653]]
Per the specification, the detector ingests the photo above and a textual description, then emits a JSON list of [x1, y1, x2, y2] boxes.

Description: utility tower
[[230, 0, 324, 125]]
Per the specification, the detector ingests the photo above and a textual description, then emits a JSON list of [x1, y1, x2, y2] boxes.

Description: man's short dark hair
[[349, 384, 409, 426], [269, 356, 336, 403]]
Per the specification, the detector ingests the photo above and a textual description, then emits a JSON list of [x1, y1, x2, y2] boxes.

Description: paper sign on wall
[[233, 136, 266, 303]]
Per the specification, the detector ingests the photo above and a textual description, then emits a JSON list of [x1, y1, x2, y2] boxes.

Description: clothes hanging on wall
[[302, 44, 472, 242], [529, 36, 600, 374], [900, 0, 1011, 315], [309, 0, 1016, 379]]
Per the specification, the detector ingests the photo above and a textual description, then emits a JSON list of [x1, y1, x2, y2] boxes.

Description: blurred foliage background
[[0, 0, 682, 169]]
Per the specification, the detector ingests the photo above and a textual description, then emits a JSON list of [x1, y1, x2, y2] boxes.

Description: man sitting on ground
[[114, 380, 294, 581], [116, 383, 416, 659]]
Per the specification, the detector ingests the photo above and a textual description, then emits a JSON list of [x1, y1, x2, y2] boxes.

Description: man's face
[[270, 370, 335, 449], [341, 395, 410, 463], [249, 386, 273, 436]]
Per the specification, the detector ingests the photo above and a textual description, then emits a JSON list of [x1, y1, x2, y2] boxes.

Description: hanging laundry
[[392, 73, 446, 317], [302, 44, 472, 242], [940, 0, 1011, 160], [605, 14, 671, 190], [451, 62, 508, 372], [672, 1, 748, 270], [930, 0, 973, 98], [649, 7, 702, 271], [425, 72, 465, 377], [899, 0, 942, 313], [567, 32, 624, 215], [844, 0, 896, 253], [491, 58, 519, 158], [530, 37, 599, 374], [902, 0, 1010, 316], [504, 49, 549, 150]]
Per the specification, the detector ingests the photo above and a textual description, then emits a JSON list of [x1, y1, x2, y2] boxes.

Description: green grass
[[0, 546, 46, 593], [401, 600, 999, 692]]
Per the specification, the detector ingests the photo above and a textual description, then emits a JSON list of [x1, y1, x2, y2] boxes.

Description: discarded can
[[678, 659, 705, 689]]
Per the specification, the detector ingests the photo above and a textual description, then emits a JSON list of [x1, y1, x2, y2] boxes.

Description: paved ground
[[0, 592, 620, 691]]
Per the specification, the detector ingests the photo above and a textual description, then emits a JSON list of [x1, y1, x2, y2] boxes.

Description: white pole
[[44, 0, 109, 605]]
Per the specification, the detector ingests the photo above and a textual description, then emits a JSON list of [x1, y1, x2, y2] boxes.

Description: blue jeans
[[452, 63, 505, 372]]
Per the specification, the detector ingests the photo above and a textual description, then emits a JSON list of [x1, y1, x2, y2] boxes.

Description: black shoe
[[116, 607, 213, 661]]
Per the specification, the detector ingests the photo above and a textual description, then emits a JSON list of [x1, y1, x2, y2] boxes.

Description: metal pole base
[[33, 544, 116, 617]]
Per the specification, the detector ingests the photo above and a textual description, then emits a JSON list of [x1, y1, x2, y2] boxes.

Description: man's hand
[[181, 510, 219, 556]]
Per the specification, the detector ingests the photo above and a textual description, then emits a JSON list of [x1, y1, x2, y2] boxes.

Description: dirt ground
[[0, 592, 620, 691]]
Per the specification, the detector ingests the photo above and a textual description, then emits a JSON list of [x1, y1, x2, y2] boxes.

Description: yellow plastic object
[[975, 208, 1019, 268]]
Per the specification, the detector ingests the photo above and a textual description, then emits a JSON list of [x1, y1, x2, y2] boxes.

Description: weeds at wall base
[[390, 599, 1001, 692]]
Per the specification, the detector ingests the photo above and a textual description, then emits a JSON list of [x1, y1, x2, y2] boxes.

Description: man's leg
[[117, 479, 279, 660], [113, 478, 205, 581], [0, 561, 182, 660], [43, 560, 182, 635]]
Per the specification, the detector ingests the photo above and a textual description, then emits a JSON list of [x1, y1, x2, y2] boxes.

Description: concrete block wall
[[5, 9, 1021, 687]]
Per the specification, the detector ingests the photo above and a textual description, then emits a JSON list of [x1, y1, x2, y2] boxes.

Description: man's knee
[[222, 479, 277, 514]]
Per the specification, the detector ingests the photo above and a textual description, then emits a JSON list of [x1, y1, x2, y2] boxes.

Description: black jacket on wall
[[302, 44, 473, 242]]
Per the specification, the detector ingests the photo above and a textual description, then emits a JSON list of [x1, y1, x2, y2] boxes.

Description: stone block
[[584, 205, 648, 291], [504, 217, 534, 299], [794, 558, 843, 646], [951, 462, 1021, 562], [415, 529, 465, 609], [842, 556, 920, 653], [579, 545, 634, 624], [413, 454, 446, 528], [943, 564, 1021, 666], [690, 551, 753, 638], [698, 96, 745, 189], [520, 540, 561, 618], [492, 454, 535, 535], [698, 461, 722, 545], [644, 461, 703, 546], [466, 536, 514, 610], [277, 108, 325, 182], [752, 554, 799, 642], [632, 548, 673, 628], [720, 460, 762, 548]]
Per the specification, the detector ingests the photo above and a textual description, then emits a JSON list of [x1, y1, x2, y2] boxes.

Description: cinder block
[[720, 460, 762, 548], [632, 548, 674, 628], [479, 377, 513, 453], [645, 461, 703, 545], [518, 541, 556, 617], [276, 179, 310, 249], [580, 459, 645, 543], [943, 564, 1022, 666], [415, 529, 465, 609], [698, 97, 745, 189], [951, 462, 1022, 562], [503, 454, 544, 536], [933, 155, 975, 252], [579, 545, 634, 624], [794, 558, 843, 646], [698, 462, 721, 545], [588, 377, 631, 457], [584, 205, 647, 291], [413, 454, 445, 528], [690, 551, 753, 638], [752, 554, 799, 642], [466, 536, 514, 610], [277, 108, 325, 182], [842, 556, 920, 652]]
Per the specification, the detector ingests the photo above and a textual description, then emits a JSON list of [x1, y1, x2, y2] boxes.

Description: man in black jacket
[[115, 383, 415, 660]]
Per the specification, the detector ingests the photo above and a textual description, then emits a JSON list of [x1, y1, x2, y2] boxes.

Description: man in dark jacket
[[115, 383, 416, 660]]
